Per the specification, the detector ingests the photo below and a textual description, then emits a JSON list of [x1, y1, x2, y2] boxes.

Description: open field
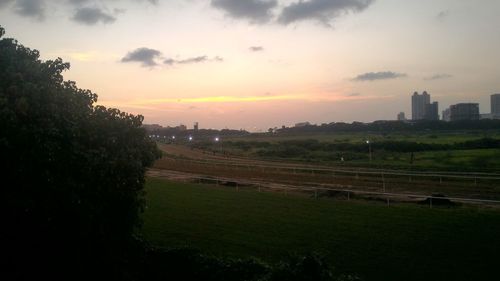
[[154, 144, 500, 202], [142, 178, 500, 281], [184, 131, 500, 171], [224, 130, 500, 145]]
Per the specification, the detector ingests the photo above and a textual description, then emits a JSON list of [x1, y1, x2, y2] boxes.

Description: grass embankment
[[142, 178, 500, 281]]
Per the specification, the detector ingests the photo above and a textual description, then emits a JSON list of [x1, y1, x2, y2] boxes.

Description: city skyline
[[1, 0, 499, 130]]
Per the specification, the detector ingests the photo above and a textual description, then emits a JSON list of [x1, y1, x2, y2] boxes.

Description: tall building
[[449, 103, 480, 121], [491, 94, 500, 117], [423, 102, 439, 120], [411, 91, 430, 120], [194, 122, 199, 131], [442, 108, 451, 121], [397, 112, 406, 121]]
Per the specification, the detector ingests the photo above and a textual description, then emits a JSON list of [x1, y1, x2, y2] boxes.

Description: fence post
[[382, 173, 386, 192], [347, 191, 350, 201]]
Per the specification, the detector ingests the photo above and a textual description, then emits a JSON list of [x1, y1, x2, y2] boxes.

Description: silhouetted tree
[[0, 26, 161, 280]]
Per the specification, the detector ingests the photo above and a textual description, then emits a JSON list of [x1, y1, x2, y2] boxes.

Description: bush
[[0, 26, 161, 279]]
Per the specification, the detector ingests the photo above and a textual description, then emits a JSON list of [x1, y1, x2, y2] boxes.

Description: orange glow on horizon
[[98, 94, 391, 110]]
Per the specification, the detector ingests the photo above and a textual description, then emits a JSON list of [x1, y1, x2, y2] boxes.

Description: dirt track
[[151, 144, 500, 202]]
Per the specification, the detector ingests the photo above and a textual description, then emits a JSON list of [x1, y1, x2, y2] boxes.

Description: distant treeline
[[220, 138, 500, 158], [144, 120, 500, 138], [146, 128, 250, 138], [278, 120, 500, 134]]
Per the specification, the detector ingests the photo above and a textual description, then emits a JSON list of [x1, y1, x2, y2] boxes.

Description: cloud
[[121, 48, 162, 67], [424, 74, 453, 80], [353, 71, 407, 82], [436, 10, 449, 21], [278, 0, 374, 26], [14, 0, 45, 20], [177, 56, 209, 64], [72, 7, 116, 25], [346, 93, 361, 97], [249, 46, 264, 52], [0, 0, 14, 9], [211, 0, 278, 23], [164, 56, 224, 65]]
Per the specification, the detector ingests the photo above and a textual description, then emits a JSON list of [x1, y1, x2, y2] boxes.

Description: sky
[[1, 0, 499, 131]]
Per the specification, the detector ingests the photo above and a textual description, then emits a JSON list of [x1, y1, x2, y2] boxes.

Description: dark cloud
[[163, 58, 176, 65], [14, 0, 45, 20], [436, 10, 449, 21], [0, 0, 14, 8], [67, 0, 157, 6], [164, 56, 224, 65], [177, 56, 209, 64], [67, 0, 90, 5], [424, 74, 453, 80], [278, 0, 374, 26], [249, 46, 264, 52], [121, 48, 162, 67], [211, 0, 278, 23], [353, 71, 407, 81], [72, 7, 116, 25]]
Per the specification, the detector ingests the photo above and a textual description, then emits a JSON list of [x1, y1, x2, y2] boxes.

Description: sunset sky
[[1, 0, 499, 131]]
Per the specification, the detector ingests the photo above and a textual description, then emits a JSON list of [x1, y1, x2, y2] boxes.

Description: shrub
[[0, 26, 161, 279]]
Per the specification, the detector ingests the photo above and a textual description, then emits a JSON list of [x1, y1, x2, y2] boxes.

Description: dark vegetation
[[277, 120, 500, 133], [0, 26, 163, 279], [0, 26, 348, 280]]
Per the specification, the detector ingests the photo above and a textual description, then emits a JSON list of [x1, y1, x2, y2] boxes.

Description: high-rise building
[[397, 112, 406, 121], [449, 103, 480, 121], [411, 91, 430, 120], [194, 122, 199, 131], [491, 94, 500, 117], [442, 108, 451, 121], [423, 102, 439, 120]]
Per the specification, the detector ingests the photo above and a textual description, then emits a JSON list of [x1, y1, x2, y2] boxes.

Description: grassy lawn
[[142, 178, 500, 281]]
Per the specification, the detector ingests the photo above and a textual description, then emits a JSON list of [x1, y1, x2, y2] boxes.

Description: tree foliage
[[0, 26, 161, 279]]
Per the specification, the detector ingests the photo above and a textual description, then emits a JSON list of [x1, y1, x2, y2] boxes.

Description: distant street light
[[188, 136, 193, 141], [215, 137, 219, 142], [366, 140, 372, 162]]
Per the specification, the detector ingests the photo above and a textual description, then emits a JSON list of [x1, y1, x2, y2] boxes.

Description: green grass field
[[142, 178, 500, 281], [215, 131, 500, 171]]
